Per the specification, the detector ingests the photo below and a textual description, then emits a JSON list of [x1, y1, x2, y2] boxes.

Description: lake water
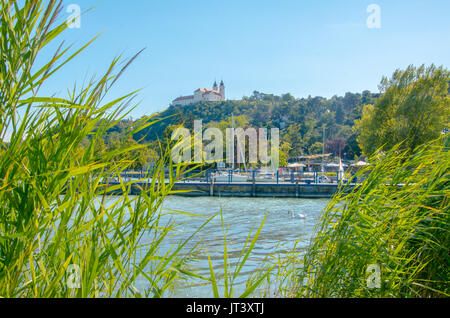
[[135, 196, 329, 298]]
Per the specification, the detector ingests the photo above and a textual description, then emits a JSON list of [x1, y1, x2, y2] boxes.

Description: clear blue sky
[[39, 0, 450, 118]]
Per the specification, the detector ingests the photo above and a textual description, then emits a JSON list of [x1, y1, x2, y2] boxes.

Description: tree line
[[98, 64, 449, 169]]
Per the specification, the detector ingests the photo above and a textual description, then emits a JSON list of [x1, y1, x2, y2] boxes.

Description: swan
[[289, 210, 306, 219]]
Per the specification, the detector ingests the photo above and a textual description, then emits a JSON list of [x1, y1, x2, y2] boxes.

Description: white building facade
[[172, 81, 225, 106]]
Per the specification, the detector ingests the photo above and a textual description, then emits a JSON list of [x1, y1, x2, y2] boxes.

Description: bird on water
[[289, 210, 306, 219]]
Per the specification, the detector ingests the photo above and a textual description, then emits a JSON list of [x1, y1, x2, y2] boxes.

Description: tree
[[356, 64, 450, 155], [361, 90, 373, 104], [279, 141, 291, 167], [283, 123, 305, 156], [325, 137, 345, 158], [282, 93, 295, 103], [335, 105, 344, 125], [308, 142, 323, 155], [344, 131, 361, 159]]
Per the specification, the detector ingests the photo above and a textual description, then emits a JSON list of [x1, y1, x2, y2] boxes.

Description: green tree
[[279, 141, 291, 167], [308, 142, 323, 155], [283, 123, 305, 157], [344, 131, 361, 159], [335, 105, 344, 124], [356, 64, 450, 155]]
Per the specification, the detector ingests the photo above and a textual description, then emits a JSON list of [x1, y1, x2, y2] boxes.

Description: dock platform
[[117, 181, 349, 198]]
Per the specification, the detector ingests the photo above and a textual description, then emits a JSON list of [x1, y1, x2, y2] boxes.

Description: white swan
[[289, 210, 306, 219]]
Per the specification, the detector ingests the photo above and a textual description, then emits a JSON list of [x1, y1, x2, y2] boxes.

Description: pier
[[102, 169, 358, 198], [109, 180, 349, 199], [169, 181, 340, 198]]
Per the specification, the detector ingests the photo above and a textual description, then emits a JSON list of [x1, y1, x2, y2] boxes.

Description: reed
[[0, 0, 274, 298], [0, 0, 208, 297], [202, 210, 276, 298], [293, 136, 449, 297]]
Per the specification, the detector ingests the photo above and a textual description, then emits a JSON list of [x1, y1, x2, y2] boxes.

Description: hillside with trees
[[100, 64, 448, 168], [130, 90, 380, 160]]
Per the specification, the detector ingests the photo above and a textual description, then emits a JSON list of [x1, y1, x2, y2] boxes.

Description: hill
[[129, 90, 380, 160]]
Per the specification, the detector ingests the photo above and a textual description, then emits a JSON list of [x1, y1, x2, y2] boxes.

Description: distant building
[[172, 80, 225, 106]]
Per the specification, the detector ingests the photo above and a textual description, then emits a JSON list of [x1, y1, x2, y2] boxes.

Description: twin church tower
[[172, 80, 225, 106]]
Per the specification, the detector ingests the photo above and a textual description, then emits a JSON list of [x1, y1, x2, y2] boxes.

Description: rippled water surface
[[135, 196, 329, 297]]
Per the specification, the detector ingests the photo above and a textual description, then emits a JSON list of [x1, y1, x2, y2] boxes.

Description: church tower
[[213, 80, 218, 91], [219, 80, 225, 101]]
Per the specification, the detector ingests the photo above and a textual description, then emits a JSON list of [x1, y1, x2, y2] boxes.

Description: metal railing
[[103, 168, 361, 185], [179, 169, 348, 185]]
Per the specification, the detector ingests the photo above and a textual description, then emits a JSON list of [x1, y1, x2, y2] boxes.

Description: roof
[[173, 95, 194, 102], [195, 88, 220, 94], [203, 91, 221, 97], [173, 87, 222, 103]]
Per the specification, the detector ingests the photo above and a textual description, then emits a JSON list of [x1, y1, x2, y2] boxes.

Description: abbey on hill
[[172, 80, 225, 106]]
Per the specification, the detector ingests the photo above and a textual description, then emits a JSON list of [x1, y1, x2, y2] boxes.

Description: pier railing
[[110, 168, 355, 185]]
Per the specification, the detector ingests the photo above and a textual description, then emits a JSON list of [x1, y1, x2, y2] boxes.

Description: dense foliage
[[129, 90, 381, 161], [295, 136, 449, 297], [356, 64, 450, 156], [111, 66, 448, 166]]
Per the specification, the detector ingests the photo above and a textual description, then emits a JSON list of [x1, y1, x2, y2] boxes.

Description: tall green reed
[[203, 211, 275, 298], [294, 136, 449, 297], [0, 0, 207, 297], [0, 0, 276, 298]]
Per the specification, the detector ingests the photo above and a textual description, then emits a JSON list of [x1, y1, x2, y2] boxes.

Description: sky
[[37, 0, 450, 119]]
